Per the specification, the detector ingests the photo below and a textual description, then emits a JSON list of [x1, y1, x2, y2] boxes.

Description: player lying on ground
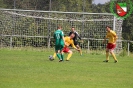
[[103, 26, 118, 63], [53, 26, 65, 62], [69, 27, 82, 55], [53, 33, 80, 61]]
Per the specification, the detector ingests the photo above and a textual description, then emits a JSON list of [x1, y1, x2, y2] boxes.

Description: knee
[[69, 50, 73, 54], [61, 52, 64, 54], [110, 50, 113, 54], [106, 49, 109, 53]]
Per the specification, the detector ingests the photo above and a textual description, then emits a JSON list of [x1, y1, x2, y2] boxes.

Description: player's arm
[[75, 32, 81, 40], [75, 31, 83, 43], [64, 37, 68, 46], [114, 35, 118, 44], [62, 36, 65, 44], [71, 40, 80, 51], [111, 31, 118, 43], [114, 34, 118, 43], [61, 31, 65, 45], [103, 35, 108, 44], [113, 34, 118, 43]]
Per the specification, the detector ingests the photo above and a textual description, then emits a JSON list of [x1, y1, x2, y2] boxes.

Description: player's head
[[70, 32, 75, 39], [106, 26, 111, 32], [71, 27, 75, 32], [58, 26, 62, 30]]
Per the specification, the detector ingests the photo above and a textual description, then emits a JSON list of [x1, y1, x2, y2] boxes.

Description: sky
[[93, 0, 110, 4]]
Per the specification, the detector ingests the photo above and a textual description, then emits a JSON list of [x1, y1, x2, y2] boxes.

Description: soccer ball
[[49, 55, 54, 61]]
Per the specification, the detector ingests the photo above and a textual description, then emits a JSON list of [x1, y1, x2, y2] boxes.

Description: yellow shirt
[[64, 36, 76, 49], [106, 30, 117, 43]]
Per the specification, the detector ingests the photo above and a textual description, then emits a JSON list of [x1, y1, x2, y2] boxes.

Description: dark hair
[[106, 26, 111, 29], [58, 25, 62, 29], [70, 32, 75, 36]]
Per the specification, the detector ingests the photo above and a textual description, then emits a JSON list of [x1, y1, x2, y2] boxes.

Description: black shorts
[[73, 40, 78, 46]]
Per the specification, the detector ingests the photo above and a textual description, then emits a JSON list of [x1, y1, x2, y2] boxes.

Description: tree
[[122, 14, 133, 40], [0, 0, 7, 8]]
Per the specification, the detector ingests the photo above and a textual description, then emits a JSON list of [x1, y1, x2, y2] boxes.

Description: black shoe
[[59, 60, 63, 62], [114, 60, 118, 63], [103, 60, 109, 62]]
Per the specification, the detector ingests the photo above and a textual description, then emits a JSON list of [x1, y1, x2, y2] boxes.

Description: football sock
[[56, 53, 62, 60], [53, 53, 56, 59], [111, 52, 117, 61], [61, 54, 64, 61], [106, 52, 109, 61], [66, 53, 72, 60], [79, 49, 82, 55]]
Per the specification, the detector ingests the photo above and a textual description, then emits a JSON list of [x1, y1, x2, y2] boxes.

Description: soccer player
[[103, 26, 118, 63], [54, 26, 65, 62], [63, 33, 80, 61], [69, 27, 82, 55], [53, 33, 80, 61]]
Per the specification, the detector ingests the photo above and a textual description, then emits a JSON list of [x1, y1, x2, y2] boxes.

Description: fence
[[87, 39, 133, 56], [0, 8, 128, 54]]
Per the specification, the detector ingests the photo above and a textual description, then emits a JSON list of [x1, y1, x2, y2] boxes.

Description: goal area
[[0, 9, 123, 53]]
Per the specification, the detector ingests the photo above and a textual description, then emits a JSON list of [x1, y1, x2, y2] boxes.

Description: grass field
[[0, 48, 133, 88]]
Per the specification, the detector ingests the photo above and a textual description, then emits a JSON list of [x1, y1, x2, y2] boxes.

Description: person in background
[[69, 27, 82, 55]]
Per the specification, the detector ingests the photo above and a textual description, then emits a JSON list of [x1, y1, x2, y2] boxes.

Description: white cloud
[[93, 0, 110, 4]]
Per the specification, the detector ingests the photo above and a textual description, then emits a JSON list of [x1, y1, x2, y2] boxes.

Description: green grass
[[0, 48, 133, 88]]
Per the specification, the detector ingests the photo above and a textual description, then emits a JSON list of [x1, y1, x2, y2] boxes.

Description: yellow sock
[[53, 53, 56, 59], [106, 52, 109, 60], [111, 52, 117, 61], [79, 49, 82, 55], [66, 53, 72, 60]]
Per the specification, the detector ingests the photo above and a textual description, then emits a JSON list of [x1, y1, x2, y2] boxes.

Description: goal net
[[0, 9, 123, 53]]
